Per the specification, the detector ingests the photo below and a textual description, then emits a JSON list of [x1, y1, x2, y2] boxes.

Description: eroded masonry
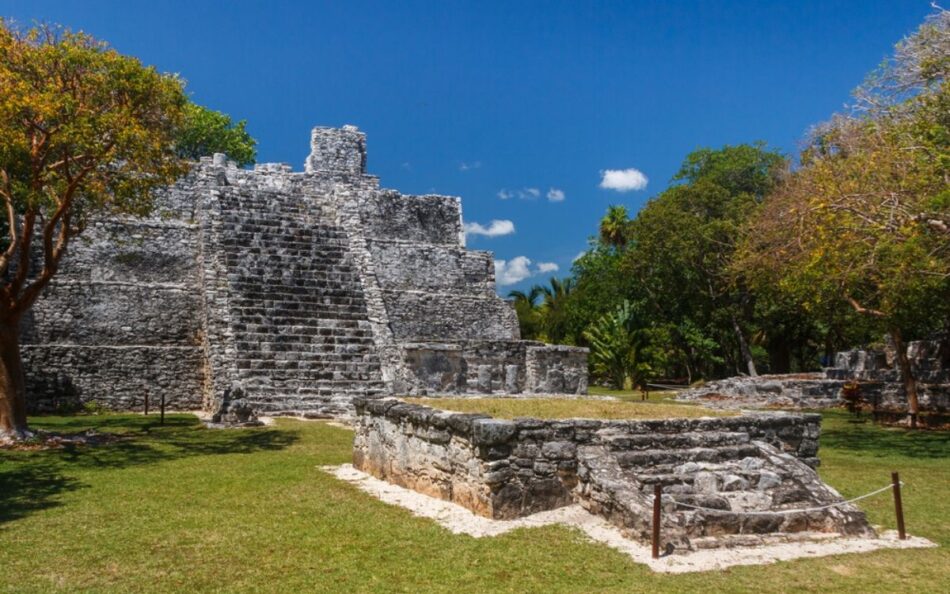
[[353, 398, 874, 551], [21, 126, 588, 416]]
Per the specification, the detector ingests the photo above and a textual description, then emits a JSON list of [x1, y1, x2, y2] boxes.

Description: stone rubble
[[677, 339, 950, 415]]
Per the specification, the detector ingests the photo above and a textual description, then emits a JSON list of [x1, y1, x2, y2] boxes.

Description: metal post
[[652, 484, 662, 559], [144, 391, 149, 416], [160, 392, 165, 426], [892, 471, 906, 540]]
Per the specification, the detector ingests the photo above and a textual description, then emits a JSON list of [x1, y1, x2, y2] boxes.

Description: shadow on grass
[[0, 462, 84, 524], [820, 412, 950, 459], [0, 414, 300, 525]]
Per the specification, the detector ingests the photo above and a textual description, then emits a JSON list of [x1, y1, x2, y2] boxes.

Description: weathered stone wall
[[365, 241, 494, 291], [353, 398, 871, 550], [525, 345, 589, 394], [21, 183, 208, 412], [678, 338, 950, 415], [20, 125, 589, 416], [22, 345, 206, 412], [397, 341, 589, 396], [359, 191, 463, 246]]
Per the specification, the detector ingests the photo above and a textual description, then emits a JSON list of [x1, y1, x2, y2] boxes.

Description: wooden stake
[[144, 391, 149, 416], [892, 471, 906, 540], [160, 393, 165, 426], [652, 484, 661, 559]]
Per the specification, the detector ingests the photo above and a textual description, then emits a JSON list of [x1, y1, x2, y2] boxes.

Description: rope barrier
[[661, 481, 902, 516]]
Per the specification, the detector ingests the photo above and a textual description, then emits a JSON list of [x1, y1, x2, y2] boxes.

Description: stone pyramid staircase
[[209, 185, 388, 416], [576, 425, 873, 550]]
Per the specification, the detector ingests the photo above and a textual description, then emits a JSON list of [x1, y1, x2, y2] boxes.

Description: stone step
[[230, 330, 373, 343], [236, 369, 383, 381], [228, 274, 358, 284], [235, 356, 381, 369], [245, 387, 389, 403], [231, 310, 369, 321], [601, 431, 751, 451], [615, 444, 762, 468], [235, 355, 380, 366], [206, 189, 387, 410]]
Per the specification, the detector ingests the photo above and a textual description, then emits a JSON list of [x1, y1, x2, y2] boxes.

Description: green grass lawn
[[587, 385, 682, 402], [402, 397, 733, 419], [0, 411, 947, 593]]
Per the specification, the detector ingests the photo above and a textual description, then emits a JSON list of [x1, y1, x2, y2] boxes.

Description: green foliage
[[735, 7, 950, 419], [508, 287, 543, 340], [598, 204, 630, 248], [0, 20, 193, 434], [175, 102, 257, 166], [627, 143, 793, 377], [583, 301, 654, 389], [536, 276, 575, 343], [0, 21, 189, 228], [509, 277, 578, 344]]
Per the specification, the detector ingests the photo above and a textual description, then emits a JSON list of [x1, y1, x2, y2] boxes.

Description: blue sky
[[2, 0, 932, 293]]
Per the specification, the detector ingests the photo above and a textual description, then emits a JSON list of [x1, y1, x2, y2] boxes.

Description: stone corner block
[[471, 418, 518, 446]]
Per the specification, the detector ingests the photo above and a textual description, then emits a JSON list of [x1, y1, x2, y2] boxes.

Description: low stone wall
[[352, 398, 868, 549], [23, 345, 206, 412], [398, 341, 588, 396], [677, 373, 950, 414], [678, 338, 950, 415]]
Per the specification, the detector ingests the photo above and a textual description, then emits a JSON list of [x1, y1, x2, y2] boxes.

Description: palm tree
[[508, 286, 543, 308], [507, 286, 544, 340], [599, 205, 630, 248], [535, 277, 575, 343]]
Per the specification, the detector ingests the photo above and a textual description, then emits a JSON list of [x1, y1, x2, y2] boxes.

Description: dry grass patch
[[401, 397, 735, 420]]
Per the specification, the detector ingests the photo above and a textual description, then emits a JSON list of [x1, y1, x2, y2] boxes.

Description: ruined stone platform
[[325, 464, 933, 573], [352, 397, 874, 551], [677, 339, 950, 417]]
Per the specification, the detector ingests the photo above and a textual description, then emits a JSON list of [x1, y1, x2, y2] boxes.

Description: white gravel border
[[321, 463, 936, 574]]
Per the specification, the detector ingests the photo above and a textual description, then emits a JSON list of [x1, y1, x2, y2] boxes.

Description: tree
[[599, 205, 630, 248], [536, 276, 575, 344], [621, 143, 787, 378], [508, 286, 543, 340], [737, 7, 950, 426], [583, 300, 655, 390], [0, 22, 190, 439], [175, 102, 256, 166]]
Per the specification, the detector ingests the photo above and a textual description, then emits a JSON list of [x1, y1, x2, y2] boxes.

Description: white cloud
[[599, 168, 648, 192], [536, 262, 559, 274], [546, 188, 565, 202], [573, 250, 587, 262], [459, 161, 482, 171], [494, 256, 534, 286], [463, 219, 515, 238], [497, 187, 542, 200]]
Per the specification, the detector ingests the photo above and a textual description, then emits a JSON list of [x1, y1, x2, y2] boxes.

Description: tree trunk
[[890, 328, 920, 429], [0, 320, 30, 440], [731, 314, 758, 377], [768, 338, 791, 374]]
